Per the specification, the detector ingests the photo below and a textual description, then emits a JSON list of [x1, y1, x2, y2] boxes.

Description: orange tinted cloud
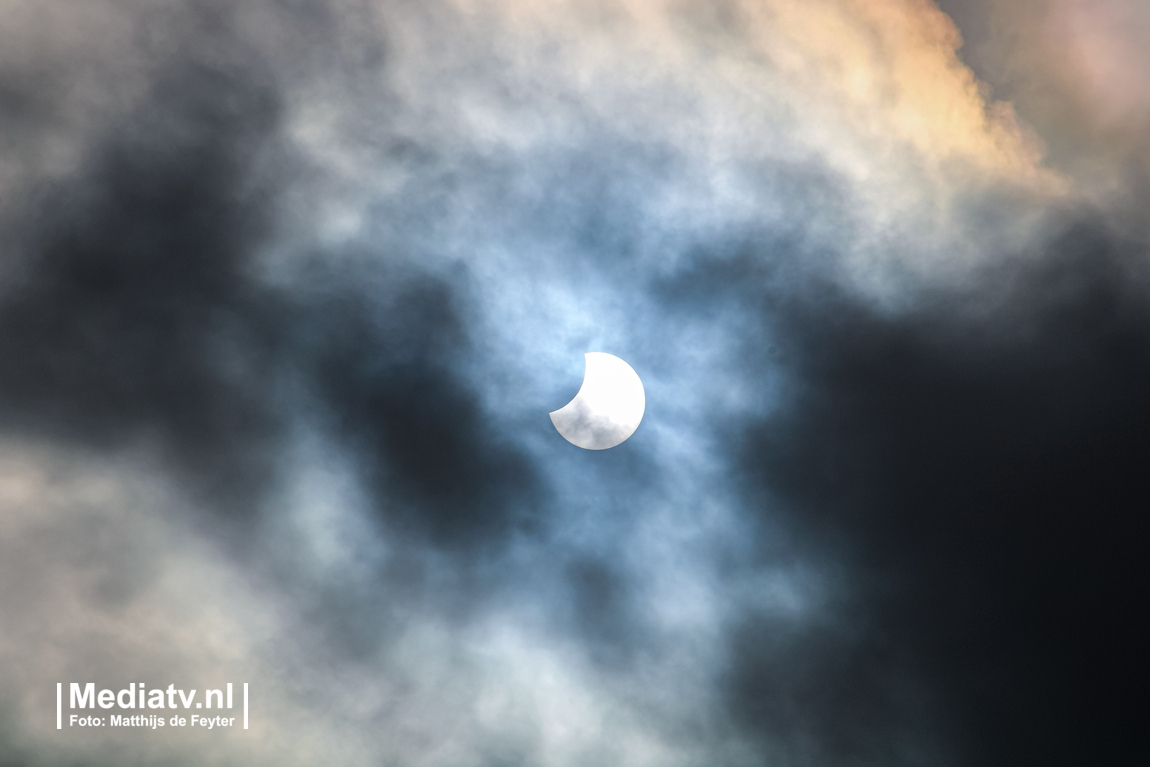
[[451, 0, 1060, 192]]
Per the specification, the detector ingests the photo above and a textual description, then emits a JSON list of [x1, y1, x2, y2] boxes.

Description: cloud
[[0, 3, 542, 549], [1, 0, 1145, 765], [0, 53, 287, 513], [732, 215, 1149, 765], [936, 0, 1150, 238]]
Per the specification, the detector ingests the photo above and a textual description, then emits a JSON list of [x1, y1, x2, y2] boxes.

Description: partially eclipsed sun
[[550, 353, 645, 450]]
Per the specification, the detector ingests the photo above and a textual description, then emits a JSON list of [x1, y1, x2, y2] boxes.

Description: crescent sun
[[550, 352, 645, 450]]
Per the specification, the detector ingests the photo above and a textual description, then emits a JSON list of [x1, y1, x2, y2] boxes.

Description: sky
[[0, 0, 1146, 765]]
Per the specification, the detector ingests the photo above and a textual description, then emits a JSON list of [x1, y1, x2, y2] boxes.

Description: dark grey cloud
[[0, 57, 287, 515], [302, 273, 544, 550], [0, 2, 542, 556], [730, 216, 1149, 766], [0, 6, 558, 757]]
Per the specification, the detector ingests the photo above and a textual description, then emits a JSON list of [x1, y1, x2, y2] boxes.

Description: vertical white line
[[56, 683, 61, 730], [243, 683, 248, 730]]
